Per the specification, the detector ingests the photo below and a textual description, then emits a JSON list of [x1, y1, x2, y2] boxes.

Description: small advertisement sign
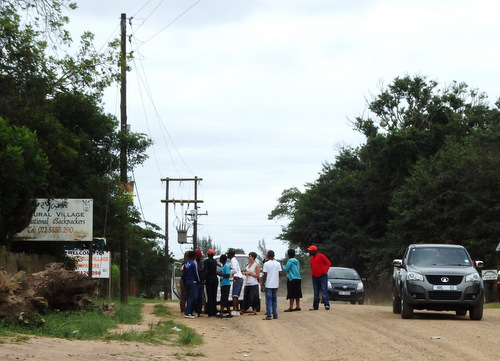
[[16, 199, 93, 241], [481, 269, 498, 281], [65, 249, 110, 279]]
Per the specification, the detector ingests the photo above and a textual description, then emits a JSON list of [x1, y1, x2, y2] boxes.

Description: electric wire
[[131, 0, 157, 18], [135, 57, 195, 176], [128, 16, 196, 179], [130, 0, 165, 34], [134, 0, 203, 51], [96, 6, 200, 183], [131, 55, 164, 178], [92, 4, 205, 247], [126, 9, 200, 228], [131, 168, 150, 229], [129, 53, 199, 231], [95, 23, 120, 55], [129, 46, 196, 177]]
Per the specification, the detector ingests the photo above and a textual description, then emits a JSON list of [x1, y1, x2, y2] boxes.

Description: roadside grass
[[484, 302, 500, 309], [0, 298, 202, 349], [114, 300, 143, 324], [152, 302, 172, 318]]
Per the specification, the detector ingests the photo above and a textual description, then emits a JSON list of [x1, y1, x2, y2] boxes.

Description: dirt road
[[1, 297, 499, 360]]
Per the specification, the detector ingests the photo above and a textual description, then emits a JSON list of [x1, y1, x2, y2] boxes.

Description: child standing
[[218, 254, 232, 317]]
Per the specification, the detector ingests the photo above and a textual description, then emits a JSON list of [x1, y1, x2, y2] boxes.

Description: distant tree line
[[269, 75, 500, 294]]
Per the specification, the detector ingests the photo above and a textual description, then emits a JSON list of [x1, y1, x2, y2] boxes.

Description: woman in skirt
[[283, 249, 302, 311], [242, 252, 260, 314]]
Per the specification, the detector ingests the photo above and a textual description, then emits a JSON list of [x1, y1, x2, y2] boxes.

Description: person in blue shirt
[[282, 249, 302, 312], [217, 254, 232, 317], [182, 250, 200, 319]]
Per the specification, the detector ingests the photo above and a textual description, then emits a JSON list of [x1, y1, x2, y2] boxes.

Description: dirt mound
[[0, 262, 95, 323]]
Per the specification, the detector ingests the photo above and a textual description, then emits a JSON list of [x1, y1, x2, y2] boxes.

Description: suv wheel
[[401, 296, 414, 319], [470, 302, 483, 321]]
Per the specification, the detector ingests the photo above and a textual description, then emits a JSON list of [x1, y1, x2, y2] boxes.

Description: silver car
[[327, 267, 365, 305]]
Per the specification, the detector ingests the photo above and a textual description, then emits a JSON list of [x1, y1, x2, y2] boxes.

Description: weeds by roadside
[[484, 302, 500, 309], [0, 298, 202, 349]]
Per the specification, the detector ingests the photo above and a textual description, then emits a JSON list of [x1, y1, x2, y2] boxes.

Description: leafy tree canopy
[[0, 0, 165, 298], [0, 117, 49, 241], [270, 75, 500, 294]]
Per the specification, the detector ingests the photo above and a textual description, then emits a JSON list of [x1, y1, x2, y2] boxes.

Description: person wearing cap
[[203, 249, 218, 317], [307, 245, 331, 311], [227, 248, 244, 315]]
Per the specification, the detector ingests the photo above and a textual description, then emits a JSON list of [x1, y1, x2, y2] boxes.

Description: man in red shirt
[[308, 245, 331, 310]]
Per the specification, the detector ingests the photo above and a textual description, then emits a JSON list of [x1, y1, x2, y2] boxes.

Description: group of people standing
[[179, 245, 332, 320]]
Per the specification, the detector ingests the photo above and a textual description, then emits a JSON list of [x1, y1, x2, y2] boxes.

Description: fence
[[0, 246, 56, 274]]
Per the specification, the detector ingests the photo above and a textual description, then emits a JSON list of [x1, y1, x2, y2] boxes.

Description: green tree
[[271, 75, 500, 295], [388, 124, 500, 266], [257, 239, 268, 264], [197, 236, 221, 256], [1, 0, 150, 238], [268, 187, 302, 221], [127, 221, 167, 299], [0, 1, 161, 301], [0, 118, 49, 244]]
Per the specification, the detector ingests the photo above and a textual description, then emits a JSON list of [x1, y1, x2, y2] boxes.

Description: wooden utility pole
[[160, 177, 204, 300], [193, 178, 199, 249], [119, 13, 129, 303]]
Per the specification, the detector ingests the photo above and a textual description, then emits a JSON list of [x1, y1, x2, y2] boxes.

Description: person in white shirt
[[228, 248, 243, 315], [261, 250, 282, 320], [242, 252, 261, 315]]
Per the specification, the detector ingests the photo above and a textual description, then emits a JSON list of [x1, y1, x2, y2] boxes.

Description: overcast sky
[[66, 0, 500, 259]]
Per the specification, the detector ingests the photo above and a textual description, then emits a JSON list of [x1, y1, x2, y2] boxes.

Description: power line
[[130, 53, 195, 177], [134, 0, 203, 51], [131, 168, 148, 227], [130, 0, 165, 34], [131, 56, 164, 178]]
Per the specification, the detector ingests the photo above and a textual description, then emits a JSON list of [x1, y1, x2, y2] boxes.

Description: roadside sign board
[[65, 249, 110, 279], [15, 199, 93, 241], [481, 269, 498, 281]]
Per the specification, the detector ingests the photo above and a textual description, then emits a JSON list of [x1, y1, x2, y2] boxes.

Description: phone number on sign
[[77, 271, 102, 276], [35, 227, 74, 234]]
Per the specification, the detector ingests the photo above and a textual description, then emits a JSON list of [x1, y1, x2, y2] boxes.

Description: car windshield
[[328, 268, 360, 280], [408, 247, 471, 266]]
